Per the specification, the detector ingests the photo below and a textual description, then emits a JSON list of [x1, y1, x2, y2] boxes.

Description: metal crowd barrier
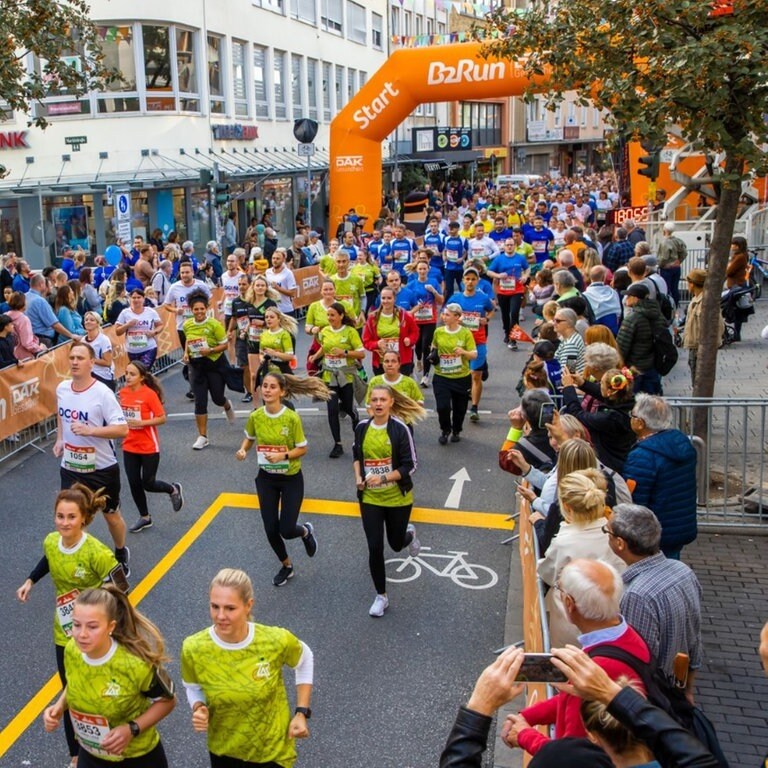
[[669, 398, 768, 528]]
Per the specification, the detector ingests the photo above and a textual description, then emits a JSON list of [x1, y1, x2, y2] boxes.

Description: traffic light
[[638, 147, 661, 181], [199, 169, 213, 188], [214, 182, 231, 206]]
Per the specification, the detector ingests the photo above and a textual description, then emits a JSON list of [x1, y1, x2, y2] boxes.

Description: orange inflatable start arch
[[329, 42, 550, 229]]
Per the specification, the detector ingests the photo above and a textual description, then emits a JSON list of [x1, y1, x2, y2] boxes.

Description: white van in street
[[495, 174, 543, 189]]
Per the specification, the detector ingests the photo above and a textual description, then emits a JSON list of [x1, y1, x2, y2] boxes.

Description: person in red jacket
[[362, 288, 419, 375], [501, 558, 650, 758]]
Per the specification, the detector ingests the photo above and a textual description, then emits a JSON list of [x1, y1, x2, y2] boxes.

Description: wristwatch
[[294, 707, 312, 719], [128, 720, 141, 737]]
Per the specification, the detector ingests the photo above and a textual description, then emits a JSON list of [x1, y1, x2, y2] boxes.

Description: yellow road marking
[[0, 493, 512, 757]]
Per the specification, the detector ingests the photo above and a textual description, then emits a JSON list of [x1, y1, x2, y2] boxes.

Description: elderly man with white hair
[[622, 394, 698, 559], [502, 558, 651, 758]]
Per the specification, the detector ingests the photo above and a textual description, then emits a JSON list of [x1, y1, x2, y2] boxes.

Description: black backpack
[[649, 318, 678, 375], [588, 645, 729, 768]]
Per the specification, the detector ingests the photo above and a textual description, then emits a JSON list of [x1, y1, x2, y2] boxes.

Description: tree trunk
[[692, 153, 744, 438]]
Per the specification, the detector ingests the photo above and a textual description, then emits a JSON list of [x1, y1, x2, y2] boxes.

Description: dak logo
[[335, 156, 364, 173], [102, 681, 121, 697], [302, 275, 320, 292], [11, 377, 40, 416], [254, 661, 271, 679]]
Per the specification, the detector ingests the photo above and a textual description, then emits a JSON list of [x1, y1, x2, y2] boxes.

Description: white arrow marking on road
[[444, 467, 471, 509]]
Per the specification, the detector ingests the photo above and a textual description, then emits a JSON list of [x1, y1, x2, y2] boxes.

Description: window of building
[[95, 25, 139, 115], [554, 104, 562, 127], [307, 58, 318, 120], [142, 24, 200, 113], [438, 21, 446, 35], [253, 45, 269, 118], [292, 54, 304, 118], [347, 68, 356, 104], [391, 7, 400, 35], [291, 0, 316, 24], [335, 65, 345, 109], [232, 40, 249, 117], [322, 0, 343, 33], [347, 1, 366, 44], [274, 49, 287, 119], [593, 107, 601, 128], [175, 28, 199, 111], [207, 34, 225, 114], [566, 100, 576, 125], [253, 0, 284, 12], [372, 13, 383, 49], [322, 61, 331, 120], [580, 105, 587, 127], [416, 15, 422, 35], [404, 11, 412, 35], [359, 70, 366, 87], [427, 18, 433, 35], [460, 101, 502, 147]]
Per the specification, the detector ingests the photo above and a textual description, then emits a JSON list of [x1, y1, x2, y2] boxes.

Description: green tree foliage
[[0, 0, 114, 127], [481, 0, 768, 403]]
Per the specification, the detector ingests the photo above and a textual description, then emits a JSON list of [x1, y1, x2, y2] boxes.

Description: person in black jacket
[[0, 313, 17, 367], [353, 384, 419, 618], [439, 645, 720, 768]]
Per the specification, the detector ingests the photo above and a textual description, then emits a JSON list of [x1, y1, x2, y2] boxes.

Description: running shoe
[[406, 523, 421, 557], [185, 390, 195, 400], [192, 435, 210, 450], [520, 310, 526, 321], [420, 375, 429, 388], [273, 564, 295, 587], [224, 401, 235, 424], [241, 392, 253, 403], [170, 483, 184, 512], [451, 433, 461, 443], [329, 443, 344, 458], [415, 359, 423, 374], [302, 523, 318, 558], [507, 341, 518, 351], [116, 546, 131, 579], [369, 594, 389, 617], [129, 516, 153, 533], [438, 432, 449, 445], [469, 405, 479, 422]]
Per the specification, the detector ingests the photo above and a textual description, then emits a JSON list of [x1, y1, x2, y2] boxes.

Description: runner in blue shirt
[[443, 220, 468, 301], [390, 225, 416, 276], [488, 214, 512, 244], [423, 219, 445, 278], [487, 238, 531, 348], [525, 216, 555, 266]]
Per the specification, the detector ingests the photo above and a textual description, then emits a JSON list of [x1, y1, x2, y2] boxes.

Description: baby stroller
[[721, 284, 757, 344]]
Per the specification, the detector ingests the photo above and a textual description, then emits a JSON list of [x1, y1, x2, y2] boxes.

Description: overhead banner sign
[[412, 126, 472, 154]]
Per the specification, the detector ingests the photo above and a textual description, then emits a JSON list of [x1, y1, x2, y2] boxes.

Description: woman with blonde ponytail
[[537, 468, 627, 646], [43, 586, 175, 767]]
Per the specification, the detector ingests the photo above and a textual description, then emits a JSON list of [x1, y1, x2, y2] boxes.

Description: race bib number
[[248, 323, 262, 342], [237, 316, 250, 332], [413, 305, 434, 321], [56, 589, 80, 637], [395, 251, 409, 264], [445, 249, 460, 263], [64, 443, 96, 473], [70, 709, 111, 757], [383, 339, 399, 352], [122, 406, 141, 426], [324, 354, 345, 370], [182, 304, 193, 319], [380, 262, 392, 273], [439, 354, 462, 373], [461, 312, 480, 331], [257, 445, 289, 474], [126, 331, 147, 350], [364, 458, 394, 488], [499, 276, 517, 291], [188, 338, 209, 358]]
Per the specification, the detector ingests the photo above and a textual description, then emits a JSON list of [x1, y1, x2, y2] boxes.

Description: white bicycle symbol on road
[[385, 547, 499, 590]]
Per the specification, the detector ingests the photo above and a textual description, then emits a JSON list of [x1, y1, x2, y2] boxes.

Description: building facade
[[0, 0, 387, 267]]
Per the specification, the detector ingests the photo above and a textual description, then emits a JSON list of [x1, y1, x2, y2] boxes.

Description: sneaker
[[169, 483, 184, 512], [451, 432, 461, 443], [406, 523, 421, 557], [224, 401, 235, 424], [438, 432, 449, 445], [420, 375, 429, 388], [273, 564, 295, 587], [241, 392, 253, 403], [116, 546, 131, 579], [129, 516, 153, 534], [329, 443, 344, 458], [415, 359, 423, 373], [520, 310, 526, 321], [369, 594, 389, 617], [192, 435, 210, 450], [507, 341, 518, 350], [302, 523, 318, 558], [185, 390, 195, 400], [469, 405, 479, 422]]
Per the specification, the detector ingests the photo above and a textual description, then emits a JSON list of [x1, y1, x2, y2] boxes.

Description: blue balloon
[[104, 245, 122, 266]]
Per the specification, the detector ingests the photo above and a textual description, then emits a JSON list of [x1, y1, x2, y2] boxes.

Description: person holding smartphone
[[17, 485, 128, 766]]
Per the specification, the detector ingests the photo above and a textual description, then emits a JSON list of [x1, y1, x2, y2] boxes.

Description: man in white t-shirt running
[[54, 342, 131, 574], [265, 248, 298, 316]]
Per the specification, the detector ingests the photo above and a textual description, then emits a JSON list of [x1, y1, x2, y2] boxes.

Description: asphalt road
[[0, 318, 524, 768]]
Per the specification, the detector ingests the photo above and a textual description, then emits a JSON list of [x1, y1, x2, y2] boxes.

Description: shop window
[[253, 46, 269, 118], [207, 34, 225, 114], [274, 50, 287, 119], [232, 40, 249, 117]]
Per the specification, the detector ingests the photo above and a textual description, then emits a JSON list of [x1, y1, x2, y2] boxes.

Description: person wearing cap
[[306, 230, 324, 262], [616, 283, 666, 394], [115, 287, 163, 369], [682, 268, 720, 386]]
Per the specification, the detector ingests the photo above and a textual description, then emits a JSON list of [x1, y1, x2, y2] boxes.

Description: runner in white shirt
[[54, 342, 131, 575], [265, 249, 298, 316], [115, 287, 162, 369], [162, 261, 211, 399], [467, 222, 500, 265], [220, 251, 245, 364]]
